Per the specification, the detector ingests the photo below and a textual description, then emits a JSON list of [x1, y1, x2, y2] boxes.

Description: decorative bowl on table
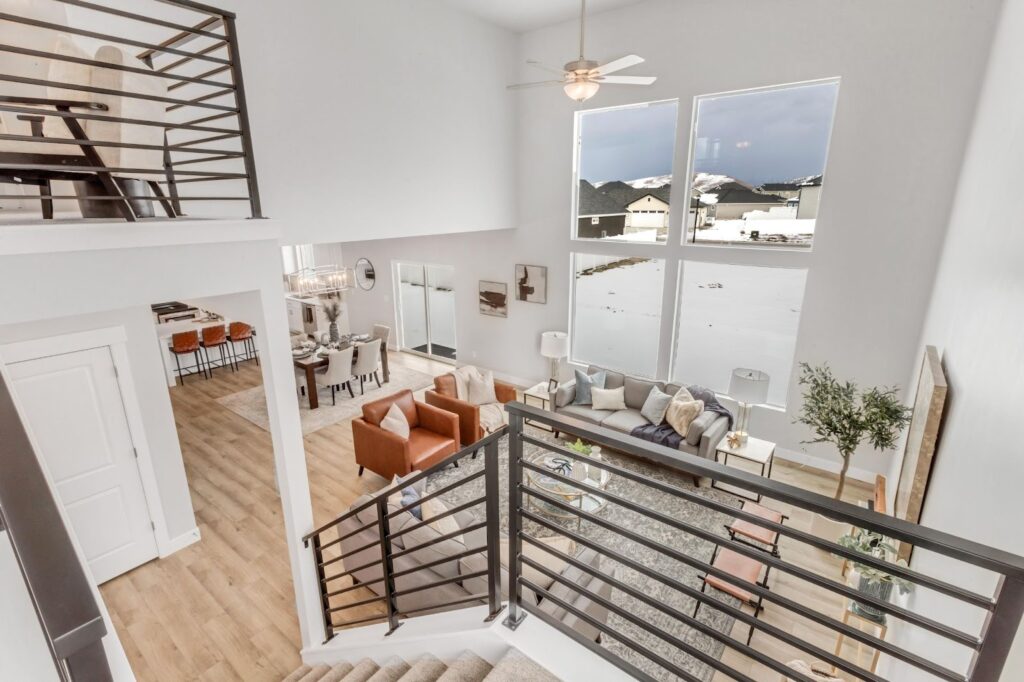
[[292, 348, 313, 359]]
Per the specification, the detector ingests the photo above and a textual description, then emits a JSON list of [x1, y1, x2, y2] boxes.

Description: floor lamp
[[729, 368, 770, 445], [541, 331, 569, 392]]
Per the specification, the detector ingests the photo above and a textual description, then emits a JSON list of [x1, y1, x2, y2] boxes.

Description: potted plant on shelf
[[795, 363, 911, 500], [838, 528, 912, 622], [323, 300, 343, 344]]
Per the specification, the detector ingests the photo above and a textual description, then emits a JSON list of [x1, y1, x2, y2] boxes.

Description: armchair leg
[[358, 465, 364, 476]]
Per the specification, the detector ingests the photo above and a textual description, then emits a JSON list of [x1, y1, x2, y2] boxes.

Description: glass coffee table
[[524, 452, 611, 529]]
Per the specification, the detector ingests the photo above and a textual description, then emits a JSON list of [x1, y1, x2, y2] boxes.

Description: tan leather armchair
[[352, 389, 459, 479], [425, 373, 517, 447]]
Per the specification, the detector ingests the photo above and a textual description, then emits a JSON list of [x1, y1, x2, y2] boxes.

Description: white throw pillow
[[452, 365, 479, 400], [666, 399, 705, 436], [591, 386, 627, 411], [380, 402, 410, 439], [467, 369, 498, 405]]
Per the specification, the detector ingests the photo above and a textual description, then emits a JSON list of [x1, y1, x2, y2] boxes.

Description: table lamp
[[729, 368, 770, 445], [540, 331, 569, 392]]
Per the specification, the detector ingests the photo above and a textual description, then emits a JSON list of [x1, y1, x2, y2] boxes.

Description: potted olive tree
[[795, 363, 911, 500], [838, 528, 912, 622]]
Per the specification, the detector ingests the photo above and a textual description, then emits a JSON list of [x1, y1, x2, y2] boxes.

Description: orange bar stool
[[201, 325, 237, 376], [170, 330, 208, 385], [228, 322, 259, 366]]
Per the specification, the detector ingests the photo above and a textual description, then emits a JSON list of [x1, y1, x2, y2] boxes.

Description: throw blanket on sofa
[[630, 422, 684, 449], [687, 384, 734, 430]]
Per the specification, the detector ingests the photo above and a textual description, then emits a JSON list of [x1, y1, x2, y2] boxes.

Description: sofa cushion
[[664, 383, 682, 397], [624, 376, 662, 409], [591, 386, 626, 411], [686, 410, 718, 446], [394, 514, 465, 580], [601, 408, 649, 433], [572, 369, 606, 405], [554, 381, 576, 408], [557, 404, 615, 425], [589, 365, 624, 389], [640, 386, 673, 425], [408, 428, 455, 468]]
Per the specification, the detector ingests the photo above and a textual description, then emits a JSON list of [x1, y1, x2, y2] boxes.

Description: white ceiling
[[439, 0, 648, 33]]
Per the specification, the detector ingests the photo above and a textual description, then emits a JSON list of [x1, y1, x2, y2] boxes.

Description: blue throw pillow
[[400, 486, 422, 519], [573, 369, 607, 405]]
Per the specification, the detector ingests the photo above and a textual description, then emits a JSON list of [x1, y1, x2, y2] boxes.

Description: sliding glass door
[[397, 263, 456, 361]]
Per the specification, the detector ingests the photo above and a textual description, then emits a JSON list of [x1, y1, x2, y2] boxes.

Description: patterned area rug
[[215, 364, 436, 435], [426, 433, 742, 681]]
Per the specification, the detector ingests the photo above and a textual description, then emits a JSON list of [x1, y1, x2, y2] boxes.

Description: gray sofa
[[338, 475, 612, 641], [549, 365, 730, 464]]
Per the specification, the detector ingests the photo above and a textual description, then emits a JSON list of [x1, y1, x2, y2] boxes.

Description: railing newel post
[[970, 575, 1024, 681], [484, 437, 504, 621], [376, 497, 402, 635], [310, 533, 334, 642], [503, 412, 528, 631]]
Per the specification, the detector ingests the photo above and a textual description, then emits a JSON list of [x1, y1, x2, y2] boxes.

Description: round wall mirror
[[355, 258, 376, 290]]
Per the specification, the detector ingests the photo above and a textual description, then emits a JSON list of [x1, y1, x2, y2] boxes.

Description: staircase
[[282, 648, 558, 682]]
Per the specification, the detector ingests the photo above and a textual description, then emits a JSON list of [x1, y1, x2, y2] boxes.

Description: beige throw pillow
[[591, 386, 627, 411], [666, 399, 704, 436], [674, 386, 695, 402], [467, 369, 498, 405], [380, 403, 410, 439], [420, 496, 464, 544]]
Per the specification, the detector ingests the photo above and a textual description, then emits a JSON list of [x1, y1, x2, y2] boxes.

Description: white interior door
[[6, 346, 158, 584]]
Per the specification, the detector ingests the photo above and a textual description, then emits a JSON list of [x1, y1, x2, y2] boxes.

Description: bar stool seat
[[728, 501, 787, 555], [170, 330, 208, 385], [201, 325, 237, 375], [228, 321, 259, 366]]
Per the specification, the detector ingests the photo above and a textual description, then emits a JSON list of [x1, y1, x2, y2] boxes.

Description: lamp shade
[[729, 368, 770, 404], [540, 331, 569, 359]]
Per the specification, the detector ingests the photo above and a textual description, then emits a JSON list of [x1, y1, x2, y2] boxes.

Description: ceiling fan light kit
[[508, 0, 657, 103]]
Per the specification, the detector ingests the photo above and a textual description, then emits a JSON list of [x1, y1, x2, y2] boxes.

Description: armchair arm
[[352, 418, 411, 479], [551, 380, 576, 408], [494, 380, 517, 404], [416, 400, 460, 444], [424, 390, 479, 447], [698, 416, 730, 461]]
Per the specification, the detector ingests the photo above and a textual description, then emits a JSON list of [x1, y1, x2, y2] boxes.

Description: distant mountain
[[594, 174, 672, 189]]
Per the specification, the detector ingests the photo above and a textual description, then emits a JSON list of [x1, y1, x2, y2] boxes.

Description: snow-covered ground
[[694, 218, 816, 246]]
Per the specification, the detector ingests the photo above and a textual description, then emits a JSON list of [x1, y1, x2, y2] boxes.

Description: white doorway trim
[[0, 326, 191, 559]]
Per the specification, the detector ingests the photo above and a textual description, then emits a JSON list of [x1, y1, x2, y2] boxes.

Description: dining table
[[292, 337, 390, 409]]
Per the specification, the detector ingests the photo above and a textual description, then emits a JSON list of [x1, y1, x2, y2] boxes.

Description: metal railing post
[[971, 575, 1024, 680], [376, 497, 402, 635], [483, 438, 504, 621], [503, 412, 527, 630], [309, 534, 334, 643], [221, 14, 263, 219]]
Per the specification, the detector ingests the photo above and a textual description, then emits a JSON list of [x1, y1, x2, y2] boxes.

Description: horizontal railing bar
[[324, 576, 385, 600], [387, 470, 485, 520], [398, 592, 489, 619], [522, 435, 995, 611], [52, 1, 225, 41], [0, 74, 237, 113], [0, 195, 250, 202], [166, 87, 236, 113], [2, 163, 246, 178], [521, 577, 699, 682], [519, 494, 968, 682], [0, 13, 230, 66], [391, 546, 487, 580], [392, 570, 488, 599], [510, 402, 1024, 579], [330, 613, 387, 630], [152, 0, 234, 20], [522, 511, 892, 682], [177, 110, 237, 127], [0, 44, 231, 90], [155, 40, 228, 74], [325, 594, 384, 613], [303, 428, 507, 543], [0, 103, 239, 134], [520, 554, 762, 682], [522, 460, 980, 649], [323, 557, 382, 585], [387, 497, 485, 542], [331, 518, 379, 547], [521, 533, 818, 682], [168, 133, 241, 149], [390, 522, 487, 561], [170, 154, 240, 166], [168, 64, 231, 92], [320, 537, 382, 568], [0, 133, 241, 157], [156, 175, 242, 184]]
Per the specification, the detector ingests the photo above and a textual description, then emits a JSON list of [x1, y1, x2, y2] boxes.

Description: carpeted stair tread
[[319, 662, 355, 682], [482, 650, 558, 682], [284, 665, 312, 682], [297, 664, 332, 681], [365, 656, 410, 682], [399, 654, 448, 682], [341, 659, 380, 682], [435, 652, 492, 682]]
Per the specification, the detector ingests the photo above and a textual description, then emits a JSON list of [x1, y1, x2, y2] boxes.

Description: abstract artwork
[[478, 281, 508, 318], [894, 345, 948, 561], [515, 264, 547, 304]]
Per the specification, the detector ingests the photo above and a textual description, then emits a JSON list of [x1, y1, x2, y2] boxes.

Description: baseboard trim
[[774, 447, 878, 484], [159, 526, 201, 557]]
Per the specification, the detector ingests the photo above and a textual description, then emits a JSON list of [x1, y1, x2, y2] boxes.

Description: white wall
[[344, 0, 1001, 478], [883, 0, 1024, 676]]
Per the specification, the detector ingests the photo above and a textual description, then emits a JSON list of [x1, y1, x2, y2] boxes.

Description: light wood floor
[[99, 353, 872, 682]]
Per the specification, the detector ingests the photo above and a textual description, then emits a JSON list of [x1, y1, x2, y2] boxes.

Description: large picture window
[[671, 261, 807, 406], [574, 100, 679, 244], [686, 81, 839, 248], [571, 253, 665, 377]]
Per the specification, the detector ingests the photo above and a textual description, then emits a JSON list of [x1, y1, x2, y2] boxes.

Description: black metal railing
[[303, 428, 506, 641], [502, 402, 1024, 682], [0, 374, 111, 681], [0, 0, 261, 221]]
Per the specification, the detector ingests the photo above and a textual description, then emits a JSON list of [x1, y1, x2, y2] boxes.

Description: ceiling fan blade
[[507, 80, 564, 90], [595, 75, 657, 85], [526, 59, 567, 76], [592, 54, 645, 76]]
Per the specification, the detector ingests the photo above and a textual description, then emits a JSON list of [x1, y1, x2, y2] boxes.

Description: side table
[[712, 435, 776, 502]]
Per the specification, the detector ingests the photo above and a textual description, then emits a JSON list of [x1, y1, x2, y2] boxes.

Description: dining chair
[[316, 346, 356, 405], [201, 325, 237, 376], [228, 322, 259, 366], [371, 324, 391, 346], [351, 341, 382, 395], [170, 330, 208, 385]]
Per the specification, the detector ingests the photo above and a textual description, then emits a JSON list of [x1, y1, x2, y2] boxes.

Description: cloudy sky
[[578, 81, 839, 186]]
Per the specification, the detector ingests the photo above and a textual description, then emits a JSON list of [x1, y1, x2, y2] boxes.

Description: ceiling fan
[[508, 0, 657, 102]]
